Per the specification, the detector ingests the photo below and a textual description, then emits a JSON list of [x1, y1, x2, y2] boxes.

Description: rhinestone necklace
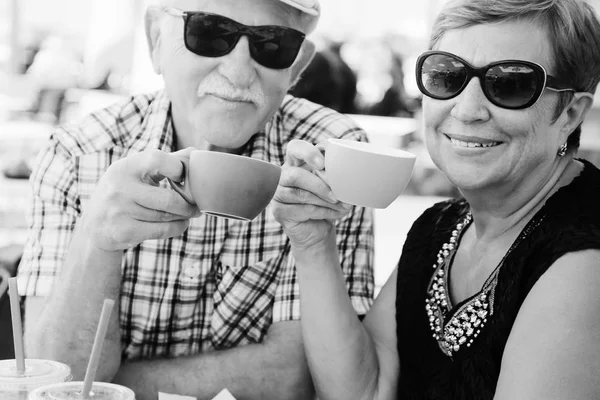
[[425, 211, 545, 357]]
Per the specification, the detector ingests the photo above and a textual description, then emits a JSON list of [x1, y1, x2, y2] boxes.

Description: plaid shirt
[[17, 90, 374, 360]]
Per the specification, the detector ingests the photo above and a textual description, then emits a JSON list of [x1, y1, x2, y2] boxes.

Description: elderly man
[[17, 0, 374, 399]]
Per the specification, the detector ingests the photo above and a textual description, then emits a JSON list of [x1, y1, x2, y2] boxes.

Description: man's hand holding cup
[[80, 148, 200, 252]]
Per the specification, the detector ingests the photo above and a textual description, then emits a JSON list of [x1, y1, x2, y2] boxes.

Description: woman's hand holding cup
[[273, 139, 352, 252]]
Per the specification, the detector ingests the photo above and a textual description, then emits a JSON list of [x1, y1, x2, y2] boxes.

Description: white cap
[[277, 0, 320, 33], [277, 0, 320, 16]]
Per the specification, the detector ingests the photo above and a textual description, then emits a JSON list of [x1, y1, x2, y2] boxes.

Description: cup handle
[[167, 155, 195, 205]]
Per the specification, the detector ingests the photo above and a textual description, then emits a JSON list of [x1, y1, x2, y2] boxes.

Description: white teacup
[[323, 138, 416, 209]]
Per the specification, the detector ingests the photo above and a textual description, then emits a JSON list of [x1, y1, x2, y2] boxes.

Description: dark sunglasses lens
[[420, 53, 468, 98], [250, 28, 305, 69], [485, 63, 540, 108], [185, 14, 238, 57]]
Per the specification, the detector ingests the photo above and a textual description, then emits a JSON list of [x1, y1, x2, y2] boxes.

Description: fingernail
[[327, 191, 338, 203], [313, 156, 324, 170]]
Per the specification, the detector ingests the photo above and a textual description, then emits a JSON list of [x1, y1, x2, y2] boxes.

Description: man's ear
[[145, 7, 163, 74], [559, 92, 594, 139], [289, 39, 316, 86]]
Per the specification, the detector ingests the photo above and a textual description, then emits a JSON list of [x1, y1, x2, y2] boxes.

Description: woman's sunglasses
[[162, 7, 306, 70], [416, 50, 576, 110]]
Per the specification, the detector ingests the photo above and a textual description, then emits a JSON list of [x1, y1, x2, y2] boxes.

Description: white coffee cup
[[322, 138, 416, 209]]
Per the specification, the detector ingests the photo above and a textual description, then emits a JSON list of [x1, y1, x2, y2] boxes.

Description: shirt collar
[[132, 90, 175, 154]]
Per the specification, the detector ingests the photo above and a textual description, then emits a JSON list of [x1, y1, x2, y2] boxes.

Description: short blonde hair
[[430, 0, 600, 149]]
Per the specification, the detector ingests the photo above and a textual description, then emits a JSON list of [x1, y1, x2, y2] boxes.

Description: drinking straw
[[8, 278, 25, 374], [82, 299, 115, 399]]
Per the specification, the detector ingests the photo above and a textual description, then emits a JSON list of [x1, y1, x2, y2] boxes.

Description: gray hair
[[430, 0, 600, 150]]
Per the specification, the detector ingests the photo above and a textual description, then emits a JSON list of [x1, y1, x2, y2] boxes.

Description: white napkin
[[157, 389, 236, 400], [211, 389, 237, 400]]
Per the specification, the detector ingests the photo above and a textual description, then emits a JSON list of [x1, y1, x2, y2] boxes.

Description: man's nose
[[450, 78, 491, 123], [218, 36, 257, 88]]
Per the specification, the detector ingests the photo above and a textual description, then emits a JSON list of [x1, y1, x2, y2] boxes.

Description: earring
[[557, 142, 568, 157]]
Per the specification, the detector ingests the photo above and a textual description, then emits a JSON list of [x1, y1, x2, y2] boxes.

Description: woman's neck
[[463, 158, 582, 243]]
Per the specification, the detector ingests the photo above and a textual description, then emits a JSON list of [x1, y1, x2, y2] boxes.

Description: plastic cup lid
[[28, 381, 136, 400], [0, 359, 71, 389]]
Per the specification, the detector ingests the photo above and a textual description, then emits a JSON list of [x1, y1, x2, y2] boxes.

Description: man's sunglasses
[[162, 7, 306, 70], [416, 50, 576, 110]]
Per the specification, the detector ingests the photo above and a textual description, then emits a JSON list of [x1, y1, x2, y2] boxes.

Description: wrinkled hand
[[80, 148, 200, 252], [272, 139, 352, 251]]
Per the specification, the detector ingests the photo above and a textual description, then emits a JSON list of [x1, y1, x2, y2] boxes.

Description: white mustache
[[197, 75, 266, 107]]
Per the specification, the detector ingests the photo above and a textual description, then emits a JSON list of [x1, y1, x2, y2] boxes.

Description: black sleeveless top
[[395, 159, 600, 399]]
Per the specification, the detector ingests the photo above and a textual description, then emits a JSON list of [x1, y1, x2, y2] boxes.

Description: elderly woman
[[272, 0, 600, 399]]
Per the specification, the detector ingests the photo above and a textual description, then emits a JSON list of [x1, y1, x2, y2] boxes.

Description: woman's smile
[[444, 133, 504, 155]]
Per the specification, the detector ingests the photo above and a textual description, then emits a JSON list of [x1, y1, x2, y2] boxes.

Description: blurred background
[[0, 0, 462, 198], [2, 0, 599, 188], [1, 1, 600, 343]]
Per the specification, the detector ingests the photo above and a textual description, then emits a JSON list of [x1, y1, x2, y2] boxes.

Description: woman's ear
[[559, 92, 594, 138], [289, 40, 316, 87], [145, 7, 163, 74]]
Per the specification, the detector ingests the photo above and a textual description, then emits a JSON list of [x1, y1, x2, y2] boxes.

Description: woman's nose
[[450, 78, 491, 123]]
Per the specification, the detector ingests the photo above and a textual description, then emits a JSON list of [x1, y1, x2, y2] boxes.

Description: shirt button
[[183, 262, 201, 279]]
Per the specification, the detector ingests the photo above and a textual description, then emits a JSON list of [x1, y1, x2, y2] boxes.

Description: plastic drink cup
[[28, 381, 135, 400], [0, 359, 72, 400]]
